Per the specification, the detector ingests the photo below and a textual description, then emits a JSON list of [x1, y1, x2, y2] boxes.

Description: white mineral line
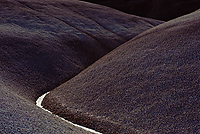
[[36, 92, 102, 134]]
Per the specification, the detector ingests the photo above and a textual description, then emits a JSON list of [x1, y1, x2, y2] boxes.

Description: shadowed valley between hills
[[81, 0, 200, 21], [0, 0, 163, 133], [43, 9, 200, 133]]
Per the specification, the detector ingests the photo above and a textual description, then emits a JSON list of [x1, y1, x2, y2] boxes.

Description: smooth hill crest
[[43, 9, 200, 134], [0, 0, 163, 133]]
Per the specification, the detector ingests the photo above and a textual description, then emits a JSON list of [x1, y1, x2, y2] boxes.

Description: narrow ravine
[[36, 92, 102, 134]]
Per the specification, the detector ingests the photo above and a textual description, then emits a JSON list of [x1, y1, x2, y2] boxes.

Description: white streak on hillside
[[36, 92, 102, 134]]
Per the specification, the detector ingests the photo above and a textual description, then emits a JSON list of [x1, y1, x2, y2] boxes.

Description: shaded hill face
[[0, 80, 93, 133], [0, 0, 162, 101], [44, 10, 200, 133], [82, 0, 200, 21]]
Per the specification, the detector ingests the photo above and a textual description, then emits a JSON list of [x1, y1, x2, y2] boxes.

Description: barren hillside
[[44, 9, 200, 133], [0, 0, 163, 133], [0, 0, 162, 101]]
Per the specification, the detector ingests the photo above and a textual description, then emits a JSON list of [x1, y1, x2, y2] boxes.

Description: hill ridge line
[[36, 91, 102, 134]]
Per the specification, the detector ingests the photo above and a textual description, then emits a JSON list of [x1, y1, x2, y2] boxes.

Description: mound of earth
[[43, 9, 200, 133], [0, 82, 94, 133], [0, 0, 162, 102], [82, 0, 200, 21], [0, 0, 163, 133]]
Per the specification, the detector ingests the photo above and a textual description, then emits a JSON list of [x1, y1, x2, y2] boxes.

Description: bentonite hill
[[1, 0, 200, 133], [43, 9, 200, 134], [0, 0, 162, 101], [0, 0, 162, 133]]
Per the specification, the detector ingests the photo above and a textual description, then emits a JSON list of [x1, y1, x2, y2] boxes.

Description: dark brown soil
[[44, 10, 200, 133]]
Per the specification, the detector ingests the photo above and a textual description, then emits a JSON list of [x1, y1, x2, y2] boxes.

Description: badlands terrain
[[0, 0, 199, 133]]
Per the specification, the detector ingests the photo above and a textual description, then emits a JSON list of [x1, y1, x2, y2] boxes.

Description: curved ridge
[[36, 91, 102, 134]]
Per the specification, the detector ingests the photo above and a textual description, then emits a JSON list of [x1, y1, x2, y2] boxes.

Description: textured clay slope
[[83, 0, 200, 21], [44, 10, 200, 133], [0, 0, 162, 102], [0, 80, 94, 134]]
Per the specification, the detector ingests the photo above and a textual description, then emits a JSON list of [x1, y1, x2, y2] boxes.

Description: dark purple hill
[[0, 0, 162, 101], [0, 0, 163, 133], [43, 9, 200, 133], [82, 0, 200, 21]]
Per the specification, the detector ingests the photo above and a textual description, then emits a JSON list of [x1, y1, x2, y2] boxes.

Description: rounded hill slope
[[44, 9, 200, 133], [0, 80, 94, 134], [0, 0, 162, 101], [0, 0, 162, 133]]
